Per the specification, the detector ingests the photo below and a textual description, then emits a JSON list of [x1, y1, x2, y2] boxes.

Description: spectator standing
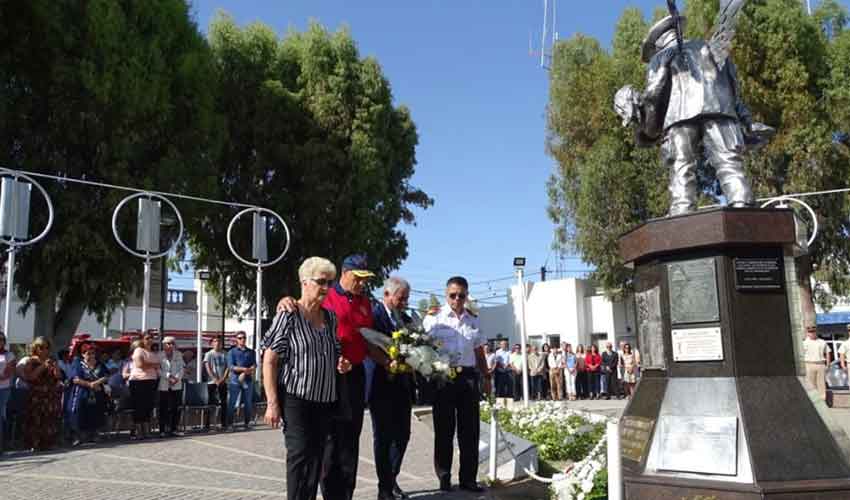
[[585, 344, 602, 399], [227, 332, 256, 431], [204, 337, 230, 430], [68, 344, 109, 445], [158, 337, 185, 437], [0, 332, 15, 452], [564, 343, 577, 401], [509, 344, 523, 401], [575, 345, 587, 399], [183, 349, 199, 383], [547, 346, 564, 401], [18, 337, 62, 451], [494, 340, 512, 398], [129, 333, 160, 440], [527, 345, 543, 400], [539, 343, 551, 400], [616, 340, 627, 398], [621, 343, 638, 398], [262, 256, 351, 500], [601, 343, 619, 399], [802, 325, 829, 400], [423, 276, 489, 493]]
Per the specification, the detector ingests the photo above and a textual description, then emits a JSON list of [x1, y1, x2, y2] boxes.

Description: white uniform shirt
[[547, 352, 564, 369], [422, 305, 485, 368], [802, 337, 828, 363]]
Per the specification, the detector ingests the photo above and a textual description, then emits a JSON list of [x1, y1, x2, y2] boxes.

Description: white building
[[478, 277, 635, 351]]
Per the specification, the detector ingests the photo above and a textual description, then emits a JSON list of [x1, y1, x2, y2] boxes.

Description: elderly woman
[[18, 336, 63, 451], [262, 256, 352, 500], [128, 333, 159, 440], [69, 344, 110, 445]]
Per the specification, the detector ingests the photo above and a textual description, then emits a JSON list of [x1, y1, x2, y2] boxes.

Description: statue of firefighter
[[614, 0, 774, 216]]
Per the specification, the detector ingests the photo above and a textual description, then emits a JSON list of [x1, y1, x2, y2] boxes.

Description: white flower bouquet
[[360, 316, 457, 384]]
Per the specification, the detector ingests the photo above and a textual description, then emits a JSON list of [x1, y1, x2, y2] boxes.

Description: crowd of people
[[486, 338, 641, 402], [0, 329, 259, 454]]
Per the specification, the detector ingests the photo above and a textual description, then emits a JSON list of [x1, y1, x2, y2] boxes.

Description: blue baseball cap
[[341, 254, 375, 278]]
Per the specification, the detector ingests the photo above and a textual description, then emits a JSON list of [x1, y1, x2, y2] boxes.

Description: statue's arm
[[640, 51, 672, 141], [728, 61, 752, 129]]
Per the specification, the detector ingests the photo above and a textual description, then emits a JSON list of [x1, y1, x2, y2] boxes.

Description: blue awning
[[816, 312, 850, 325]]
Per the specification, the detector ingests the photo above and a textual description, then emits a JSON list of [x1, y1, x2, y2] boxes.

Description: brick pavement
[[0, 410, 493, 500]]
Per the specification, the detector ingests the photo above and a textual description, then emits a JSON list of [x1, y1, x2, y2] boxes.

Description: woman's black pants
[[284, 396, 333, 500]]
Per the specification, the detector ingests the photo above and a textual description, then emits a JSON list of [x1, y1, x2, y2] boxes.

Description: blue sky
[[184, 1, 839, 304]]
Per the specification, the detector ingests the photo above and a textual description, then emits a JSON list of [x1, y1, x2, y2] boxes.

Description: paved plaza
[[1, 398, 847, 500]]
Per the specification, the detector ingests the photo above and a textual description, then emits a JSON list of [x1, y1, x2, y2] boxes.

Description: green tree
[[189, 15, 432, 319], [546, 1, 850, 309], [0, 0, 220, 348]]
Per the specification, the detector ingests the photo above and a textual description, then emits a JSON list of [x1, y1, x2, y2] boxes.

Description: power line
[[6, 168, 261, 210]]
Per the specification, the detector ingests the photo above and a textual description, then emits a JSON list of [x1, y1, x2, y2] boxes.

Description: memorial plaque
[[635, 286, 666, 370], [657, 416, 738, 476], [671, 327, 724, 362], [667, 258, 719, 324], [734, 257, 782, 290], [621, 416, 656, 463]]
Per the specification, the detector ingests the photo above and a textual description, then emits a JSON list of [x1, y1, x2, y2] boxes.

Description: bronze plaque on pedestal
[[668, 258, 719, 324], [621, 416, 656, 463]]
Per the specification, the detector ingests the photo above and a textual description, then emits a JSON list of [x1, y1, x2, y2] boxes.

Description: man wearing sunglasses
[[423, 276, 490, 493]]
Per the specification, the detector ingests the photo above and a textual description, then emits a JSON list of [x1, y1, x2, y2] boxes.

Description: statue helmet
[[641, 15, 687, 63]]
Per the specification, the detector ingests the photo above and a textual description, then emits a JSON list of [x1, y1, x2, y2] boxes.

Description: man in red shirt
[[277, 254, 381, 500]]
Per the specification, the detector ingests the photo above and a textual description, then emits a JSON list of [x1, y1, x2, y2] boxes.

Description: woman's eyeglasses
[[310, 278, 333, 287], [448, 292, 467, 300]]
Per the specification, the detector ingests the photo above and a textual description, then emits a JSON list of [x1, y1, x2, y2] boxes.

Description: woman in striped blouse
[[262, 256, 352, 500]]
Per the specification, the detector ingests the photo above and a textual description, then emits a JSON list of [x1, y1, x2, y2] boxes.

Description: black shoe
[[459, 482, 485, 493], [377, 492, 395, 500], [393, 483, 409, 499], [438, 477, 452, 492]]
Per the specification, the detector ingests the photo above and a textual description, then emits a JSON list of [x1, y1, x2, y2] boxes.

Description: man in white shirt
[[547, 346, 564, 400], [802, 326, 830, 400], [158, 336, 185, 437], [494, 340, 512, 398], [423, 276, 489, 493]]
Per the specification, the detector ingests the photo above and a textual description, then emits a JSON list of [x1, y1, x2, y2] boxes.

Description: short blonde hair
[[30, 336, 50, 356], [299, 257, 337, 282]]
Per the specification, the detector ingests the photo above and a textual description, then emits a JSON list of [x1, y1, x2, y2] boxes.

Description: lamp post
[[0, 169, 54, 336], [196, 269, 211, 383], [514, 256, 530, 408]]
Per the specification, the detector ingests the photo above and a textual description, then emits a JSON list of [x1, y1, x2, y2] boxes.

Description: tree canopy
[[546, 0, 850, 307], [0, 0, 220, 346], [185, 14, 432, 321], [0, 3, 430, 345]]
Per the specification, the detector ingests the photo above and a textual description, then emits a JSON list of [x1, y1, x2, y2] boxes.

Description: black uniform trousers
[[370, 373, 412, 495], [320, 364, 366, 500], [207, 382, 228, 428], [432, 369, 480, 485], [284, 395, 334, 500]]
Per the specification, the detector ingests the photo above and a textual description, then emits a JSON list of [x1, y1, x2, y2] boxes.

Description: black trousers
[[129, 379, 157, 424], [512, 372, 523, 401], [576, 371, 588, 398], [432, 370, 480, 485], [602, 369, 617, 396], [284, 396, 333, 500], [494, 370, 511, 398], [207, 382, 228, 428], [158, 389, 182, 433], [320, 364, 366, 500], [370, 383, 412, 495]]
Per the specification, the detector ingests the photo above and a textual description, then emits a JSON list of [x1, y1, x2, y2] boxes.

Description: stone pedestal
[[618, 208, 850, 499]]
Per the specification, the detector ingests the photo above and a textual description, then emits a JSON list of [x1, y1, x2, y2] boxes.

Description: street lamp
[[195, 269, 211, 383], [514, 256, 530, 408]]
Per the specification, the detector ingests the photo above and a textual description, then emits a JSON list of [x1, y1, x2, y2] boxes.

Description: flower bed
[[480, 401, 609, 499]]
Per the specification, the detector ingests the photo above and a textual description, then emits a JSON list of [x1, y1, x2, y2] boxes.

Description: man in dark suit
[[370, 276, 414, 500]]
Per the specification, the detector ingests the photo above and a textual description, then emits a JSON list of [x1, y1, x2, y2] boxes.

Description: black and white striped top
[[262, 309, 340, 403]]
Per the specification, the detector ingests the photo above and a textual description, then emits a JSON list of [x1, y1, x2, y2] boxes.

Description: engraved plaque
[[621, 416, 656, 463], [672, 327, 724, 362], [657, 416, 738, 475], [734, 257, 782, 290], [667, 258, 719, 325], [636, 286, 665, 370]]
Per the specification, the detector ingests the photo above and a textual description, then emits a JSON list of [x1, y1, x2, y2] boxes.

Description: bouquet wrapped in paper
[[360, 315, 458, 384]]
